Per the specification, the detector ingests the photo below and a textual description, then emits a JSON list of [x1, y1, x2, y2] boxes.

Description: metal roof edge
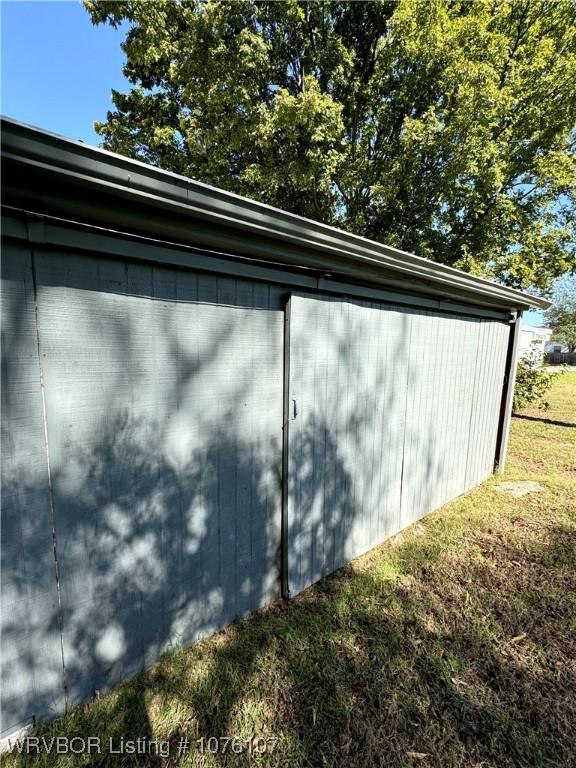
[[0, 116, 551, 310]]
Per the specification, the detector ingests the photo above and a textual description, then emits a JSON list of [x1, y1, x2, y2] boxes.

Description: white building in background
[[545, 339, 570, 353], [518, 324, 553, 363]]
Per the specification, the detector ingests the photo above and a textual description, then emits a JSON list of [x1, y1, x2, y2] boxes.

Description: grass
[[5, 374, 575, 768]]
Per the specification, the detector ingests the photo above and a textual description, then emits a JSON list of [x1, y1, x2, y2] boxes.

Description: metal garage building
[[0, 117, 549, 735]]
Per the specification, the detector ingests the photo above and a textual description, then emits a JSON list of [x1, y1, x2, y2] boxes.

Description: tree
[[545, 275, 576, 351], [85, 0, 576, 291]]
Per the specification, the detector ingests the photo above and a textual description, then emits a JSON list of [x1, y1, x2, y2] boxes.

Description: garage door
[[286, 293, 509, 597], [2, 244, 285, 728]]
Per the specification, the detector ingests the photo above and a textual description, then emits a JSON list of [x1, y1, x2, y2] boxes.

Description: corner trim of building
[[280, 293, 292, 600], [494, 311, 523, 473]]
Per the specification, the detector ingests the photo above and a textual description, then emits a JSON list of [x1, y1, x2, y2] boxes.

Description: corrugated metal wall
[[1, 244, 284, 733], [287, 293, 509, 596]]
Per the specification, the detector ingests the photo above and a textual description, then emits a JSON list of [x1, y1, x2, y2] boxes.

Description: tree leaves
[[85, 0, 576, 291], [545, 275, 576, 351]]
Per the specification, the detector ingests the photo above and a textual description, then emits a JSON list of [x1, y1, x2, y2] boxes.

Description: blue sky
[[0, 1, 548, 324], [1, 0, 127, 143]]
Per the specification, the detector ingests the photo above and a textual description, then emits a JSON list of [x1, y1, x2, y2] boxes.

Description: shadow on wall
[[53, 418, 279, 703], [3, 246, 392, 737], [285, 294, 505, 597], [1, 242, 504, 740], [1, 245, 285, 734], [286, 296, 412, 597]]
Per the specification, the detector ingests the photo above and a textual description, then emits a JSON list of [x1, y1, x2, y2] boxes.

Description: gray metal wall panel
[[288, 294, 508, 596], [1, 243, 66, 734], [32, 249, 284, 707]]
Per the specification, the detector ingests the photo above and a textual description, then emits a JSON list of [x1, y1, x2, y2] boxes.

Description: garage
[[1, 117, 548, 736]]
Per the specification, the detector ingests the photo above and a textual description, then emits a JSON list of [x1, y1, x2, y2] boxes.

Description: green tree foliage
[[85, 0, 576, 290], [513, 346, 557, 411], [545, 275, 576, 351]]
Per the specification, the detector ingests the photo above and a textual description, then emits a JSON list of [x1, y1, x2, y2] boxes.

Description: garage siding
[[287, 293, 509, 597], [1, 243, 66, 732], [1, 237, 511, 735], [1, 245, 285, 729]]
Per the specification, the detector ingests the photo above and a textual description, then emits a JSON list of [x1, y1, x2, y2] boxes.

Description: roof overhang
[[1, 116, 550, 312]]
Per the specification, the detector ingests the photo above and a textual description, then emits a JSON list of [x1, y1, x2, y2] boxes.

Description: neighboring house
[[518, 325, 552, 363], [545, 340, 570, 354], [544, 338, 575, 365]]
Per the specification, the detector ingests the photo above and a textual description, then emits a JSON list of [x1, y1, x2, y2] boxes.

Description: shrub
[[513, 346, 557, 412]]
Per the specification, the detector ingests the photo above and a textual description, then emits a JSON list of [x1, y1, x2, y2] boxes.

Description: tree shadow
[[240, 517, 574, 767], [1, 246, 285, 745]]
